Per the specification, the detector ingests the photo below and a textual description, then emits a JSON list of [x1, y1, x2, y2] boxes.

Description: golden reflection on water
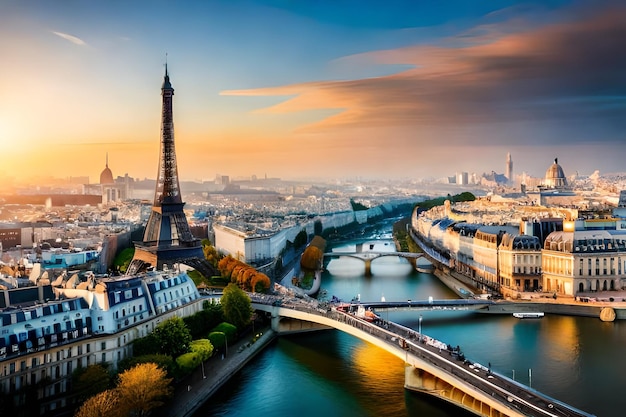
[[353, 340, 405, 385], [540, 316, 580, 363]]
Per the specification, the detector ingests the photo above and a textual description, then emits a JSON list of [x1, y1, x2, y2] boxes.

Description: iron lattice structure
[[128, 66, 212, 276], [153, 66, 181, 207]]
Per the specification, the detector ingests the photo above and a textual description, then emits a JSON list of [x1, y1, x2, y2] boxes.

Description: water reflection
[[197, 238, 625, 417]]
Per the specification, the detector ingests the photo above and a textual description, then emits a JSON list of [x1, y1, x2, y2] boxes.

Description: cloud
[[52, 31, 86, 46], [222, 4, 626, 147]]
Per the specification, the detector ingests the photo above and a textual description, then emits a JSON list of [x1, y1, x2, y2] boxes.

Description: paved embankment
[[434, 268, 626, 321], [154, 327, 276, 417]]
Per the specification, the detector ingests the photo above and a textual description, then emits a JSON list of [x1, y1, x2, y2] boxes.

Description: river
[[194, 235, 625, 417]]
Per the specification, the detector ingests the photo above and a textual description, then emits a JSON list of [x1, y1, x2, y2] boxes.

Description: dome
[[99, 153, 114, 184], [544, 158, 567, 188], [100, 167, 114, 184]]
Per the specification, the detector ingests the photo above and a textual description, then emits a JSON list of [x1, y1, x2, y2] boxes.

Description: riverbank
[[153, 326, 276, 417], [434, 267, 626, 321]]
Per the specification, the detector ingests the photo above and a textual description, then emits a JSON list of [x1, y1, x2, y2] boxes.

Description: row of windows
[[0, 297, 204, 399], [155, 285, 194, 305], [543, 256, 624, 276]]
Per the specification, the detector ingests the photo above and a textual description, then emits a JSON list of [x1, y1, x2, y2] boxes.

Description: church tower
[[128, 65, 212, 276]]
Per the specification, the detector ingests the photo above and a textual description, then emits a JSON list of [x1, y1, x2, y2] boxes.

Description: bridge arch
[[323, 251, 425, 276]]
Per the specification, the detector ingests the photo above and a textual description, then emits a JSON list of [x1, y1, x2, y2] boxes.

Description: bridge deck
[[324, 251, 425, 259], [250, 294, 595, 417], [356, 299, 494, 310]]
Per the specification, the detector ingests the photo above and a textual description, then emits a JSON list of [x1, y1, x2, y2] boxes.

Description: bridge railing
[[249, 293, 595, 417]]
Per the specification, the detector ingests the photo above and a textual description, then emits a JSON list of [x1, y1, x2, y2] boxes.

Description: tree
[[250, 272, 271, 293], [175, 352, 202, 374], [116, 363, 172, 417], [131, 333, 158, 356], [220, 283, 252, 329], [72, 364, 111, 402], [75, 389, 121, 417], [117, 354, 176, 378], [201, 239, 220, 268], [190, 339, 214, 361], [210, 322, 237, 342], [314, 219, 323, 236], [183, 301, 224, 339], [294, 229, 308, 249], [301, 245, 323, 271], [152, 317, 192, 358]]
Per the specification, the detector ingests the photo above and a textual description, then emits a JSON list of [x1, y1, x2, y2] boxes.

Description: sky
[[1, 0, 625, 184]]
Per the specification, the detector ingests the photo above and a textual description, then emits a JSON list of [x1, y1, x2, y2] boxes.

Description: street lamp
[[419, 315, 423, 342], [201, 360, 206, 379]]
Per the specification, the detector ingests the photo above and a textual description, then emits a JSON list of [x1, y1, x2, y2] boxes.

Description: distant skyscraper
[[128, 65, 213, 276], [506, 152, 513, 183]]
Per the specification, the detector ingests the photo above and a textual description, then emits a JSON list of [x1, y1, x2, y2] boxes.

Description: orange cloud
[[221, 5, 626, 148]]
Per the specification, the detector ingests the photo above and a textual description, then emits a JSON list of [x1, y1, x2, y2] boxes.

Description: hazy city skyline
[[1, 0, 625, 184]]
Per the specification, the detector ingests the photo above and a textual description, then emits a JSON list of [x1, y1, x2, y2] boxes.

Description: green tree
[[152, 317, 192, 358], [175, 352, 202, 374], [220, 283, 253, 329], [190, 339, 214, 361], [72, 364, 112, 403], [183, 301, 224, 339], [75, 389, 121, 417], [131, 333, 159, 356], [116, 363, 172, 417], [117, 354, 176, 378], [209, 322, 237, 342]]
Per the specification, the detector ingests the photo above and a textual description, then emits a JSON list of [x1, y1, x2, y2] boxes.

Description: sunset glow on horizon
[[1, 0, 625, 184]]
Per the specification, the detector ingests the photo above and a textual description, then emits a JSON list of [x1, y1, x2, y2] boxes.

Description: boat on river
[[513, 312, 544, 319]]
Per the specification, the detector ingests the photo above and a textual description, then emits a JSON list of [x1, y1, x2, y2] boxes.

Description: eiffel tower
[[128, 65, 214, 277]]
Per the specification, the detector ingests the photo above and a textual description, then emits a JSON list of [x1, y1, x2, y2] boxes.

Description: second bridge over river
[[324, 242, 426, 275], [250, 293, 595, 417]]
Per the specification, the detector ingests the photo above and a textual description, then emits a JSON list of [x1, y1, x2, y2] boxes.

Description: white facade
[[0, 270, 204, 413]]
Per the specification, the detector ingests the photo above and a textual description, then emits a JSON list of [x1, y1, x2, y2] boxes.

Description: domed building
[[544, 158, 567, 189], [84, 154, 133, 205], [534, 158, 576, 207], [99, 154, 114, 185]]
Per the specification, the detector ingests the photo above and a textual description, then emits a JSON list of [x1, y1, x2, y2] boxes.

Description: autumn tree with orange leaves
[[217, 255, 270, 293]]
